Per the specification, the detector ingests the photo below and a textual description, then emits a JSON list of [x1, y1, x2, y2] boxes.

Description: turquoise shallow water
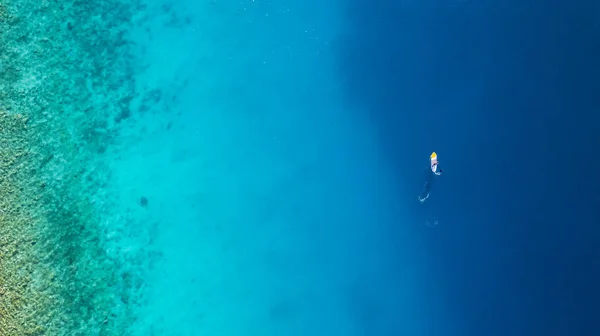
[[106, 0, 445, 334]]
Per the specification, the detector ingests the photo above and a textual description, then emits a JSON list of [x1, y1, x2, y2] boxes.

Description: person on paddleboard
[[418, 152, 442, 203]]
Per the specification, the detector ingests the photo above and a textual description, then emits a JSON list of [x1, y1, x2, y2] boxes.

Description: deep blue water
[[338, 0, 600, 335]]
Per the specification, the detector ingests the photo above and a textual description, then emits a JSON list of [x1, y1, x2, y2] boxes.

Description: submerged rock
[[140, 196, 148, 208]]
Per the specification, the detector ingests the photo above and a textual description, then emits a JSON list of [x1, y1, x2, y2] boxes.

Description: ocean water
[[0, 0, 598, 335]]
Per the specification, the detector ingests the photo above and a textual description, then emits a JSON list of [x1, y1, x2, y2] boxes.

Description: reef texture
[[0, 0, 148, 334]]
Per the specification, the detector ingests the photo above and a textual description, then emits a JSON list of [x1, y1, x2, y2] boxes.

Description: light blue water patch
[[106, 0, 446, 335]]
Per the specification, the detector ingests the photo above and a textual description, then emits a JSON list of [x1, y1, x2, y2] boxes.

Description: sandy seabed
[[0, 0, 166, 334]]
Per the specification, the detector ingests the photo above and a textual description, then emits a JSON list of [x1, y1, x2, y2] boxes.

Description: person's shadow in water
[[416, 167, 443, 228]]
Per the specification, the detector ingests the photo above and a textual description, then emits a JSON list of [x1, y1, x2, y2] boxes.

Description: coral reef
[[0, 0, 150, 334]]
